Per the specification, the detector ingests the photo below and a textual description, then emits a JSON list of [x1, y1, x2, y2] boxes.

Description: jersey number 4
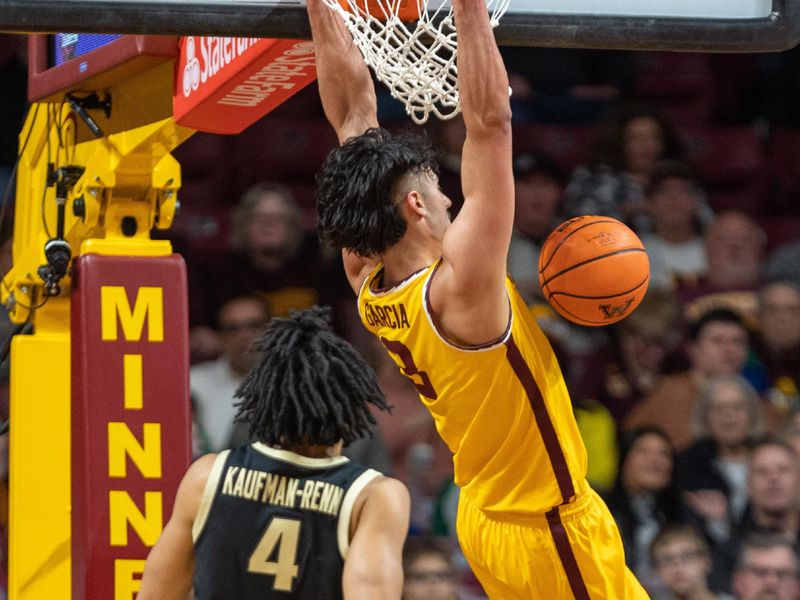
[[248, 516, 301, 592]]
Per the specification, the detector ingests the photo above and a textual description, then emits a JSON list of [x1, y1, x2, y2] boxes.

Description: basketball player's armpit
[[342, 249, 378, 294]]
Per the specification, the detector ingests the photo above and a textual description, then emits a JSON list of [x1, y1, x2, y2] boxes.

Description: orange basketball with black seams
[[538, 216, 650, 326], [337, 0, 420, 21]]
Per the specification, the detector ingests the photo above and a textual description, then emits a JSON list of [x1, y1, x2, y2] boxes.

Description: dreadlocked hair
[[234, 306, 390, 447]]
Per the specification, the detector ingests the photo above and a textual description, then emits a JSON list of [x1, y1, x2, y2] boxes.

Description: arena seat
[[170, 203, 232, 254], [759, 215, 800, 250], [512, 123, 592, 175], [678, 126, 766, 214], [659, 99, 714, 129], [231, 117, 338, 188], [173, 132, 234, 206], [680, 126, 764, 186], [764, 128, 800, 215], [634, 52, 715, 126], [708, 54, 757, 124], [707, 188, 762, 216]]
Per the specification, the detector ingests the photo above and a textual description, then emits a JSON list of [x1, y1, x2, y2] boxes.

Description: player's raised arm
[[439, 0, 513, 314], [308, 0, 381, 289], [307, 0, 379, 143]]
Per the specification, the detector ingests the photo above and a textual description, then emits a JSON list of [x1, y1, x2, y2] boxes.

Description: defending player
[[138, 307, 410, 600], [308, 0, 648, 596]]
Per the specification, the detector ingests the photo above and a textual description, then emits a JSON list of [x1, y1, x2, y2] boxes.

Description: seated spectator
[[679, 375, 765, 544], [605, 427, 687, 594], [402, 536, 471, 600], [624, 308, 750, 451], [570, 288, 683, 425], [738, 440, 800, 547], [782, 410, 800, 459], [679, 210, 767, 327], [564, 102, 684, 231], [190, 295, 270, 454], [642, 160, 712, 290], [507, 151, 565, 304], [650, 524, 734, 600], [766, 239, 800, 287], [187, 182, 351, 360], [749, 281, 800, 417], [731, 533, 800, 600], [714, 440, 800, 591]]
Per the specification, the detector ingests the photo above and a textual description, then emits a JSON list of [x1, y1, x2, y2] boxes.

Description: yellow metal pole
[[3, 58, 194, 600]]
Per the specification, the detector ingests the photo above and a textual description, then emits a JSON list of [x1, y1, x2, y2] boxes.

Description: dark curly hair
[[234, 306, 390, 447], [315, 128, 440, 256]]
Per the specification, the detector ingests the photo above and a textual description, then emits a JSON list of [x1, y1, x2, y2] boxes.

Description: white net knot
[[323, 0, 509, 124]]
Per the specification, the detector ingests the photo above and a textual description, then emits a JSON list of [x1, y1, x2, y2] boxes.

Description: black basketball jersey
[[193, 443, 381, 600]]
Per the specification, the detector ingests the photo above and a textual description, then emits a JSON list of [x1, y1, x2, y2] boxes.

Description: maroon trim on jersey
[[546, 508, 591, 600], [423, 259, 512, 350], [369, 264, 429, 294], [504, 336, 575, 502]]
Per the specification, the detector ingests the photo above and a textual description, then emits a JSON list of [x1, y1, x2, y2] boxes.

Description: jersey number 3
[[248, 516, 301, 591], [381, 337, 438, 399]]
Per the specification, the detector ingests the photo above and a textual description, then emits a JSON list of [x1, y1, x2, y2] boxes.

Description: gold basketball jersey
[[358, 260, 589, 515]]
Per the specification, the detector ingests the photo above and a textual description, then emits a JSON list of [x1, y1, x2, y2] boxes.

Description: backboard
[[0, 0, 798, 51]]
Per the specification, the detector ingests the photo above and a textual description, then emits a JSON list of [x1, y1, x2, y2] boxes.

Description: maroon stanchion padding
[[71, 253, 191, 600]]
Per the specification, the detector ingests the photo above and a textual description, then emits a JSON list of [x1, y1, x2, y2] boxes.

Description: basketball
[[538, 216, 650, 326], [336, 0, 420, 21]]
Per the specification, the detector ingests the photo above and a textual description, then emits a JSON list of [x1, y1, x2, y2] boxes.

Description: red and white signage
[[173, 36, 318, 135]]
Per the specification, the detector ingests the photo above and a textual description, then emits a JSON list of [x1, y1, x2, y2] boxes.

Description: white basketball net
[[322, 0, 510, 124]]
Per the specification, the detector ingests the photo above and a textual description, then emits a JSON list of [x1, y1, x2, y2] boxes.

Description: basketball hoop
[[323, 0, 510, 123]]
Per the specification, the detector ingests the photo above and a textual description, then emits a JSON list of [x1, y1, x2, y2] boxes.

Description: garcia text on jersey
[[363, 301, 410, 329]]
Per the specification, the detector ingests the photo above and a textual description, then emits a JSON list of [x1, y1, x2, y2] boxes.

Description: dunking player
[[138, 308, 409, 600], [308, 0, 647, 596]]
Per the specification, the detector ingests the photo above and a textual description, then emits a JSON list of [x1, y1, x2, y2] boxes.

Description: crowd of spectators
[[171, 61, 800, 597], [2, 32, 800, 599]]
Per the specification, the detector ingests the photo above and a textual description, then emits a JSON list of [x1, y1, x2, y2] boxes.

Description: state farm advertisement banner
[[174, 36, 317, 134]]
